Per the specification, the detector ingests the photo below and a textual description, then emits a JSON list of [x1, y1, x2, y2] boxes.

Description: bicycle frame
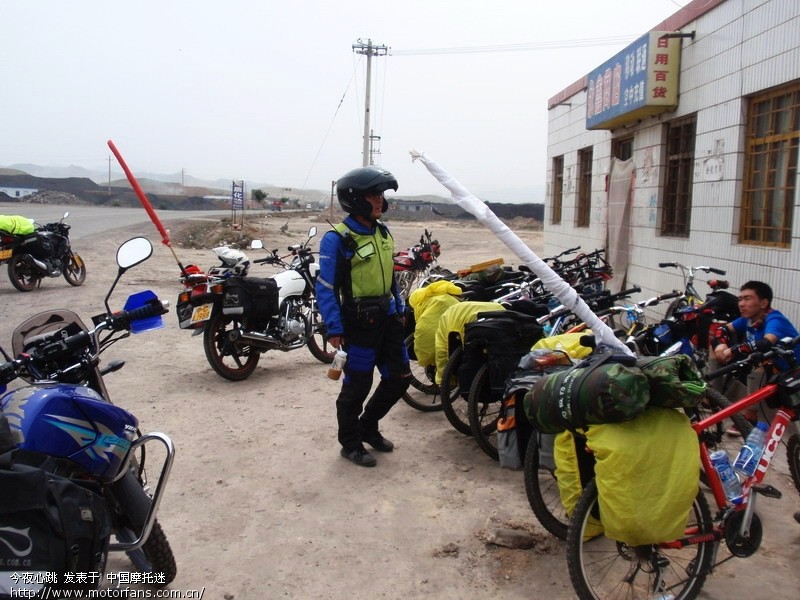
[[663, 382, 796, 552]]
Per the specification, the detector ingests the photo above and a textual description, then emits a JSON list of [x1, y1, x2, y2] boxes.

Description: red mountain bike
[[565, 335, 800, 600]]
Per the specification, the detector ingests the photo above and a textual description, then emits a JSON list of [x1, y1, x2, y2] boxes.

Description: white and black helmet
[[209, 246, 250, 278], [336, 166, 398, 218]]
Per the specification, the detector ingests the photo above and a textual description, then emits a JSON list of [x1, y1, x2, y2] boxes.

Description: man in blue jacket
[[316, 166, 411, 467]]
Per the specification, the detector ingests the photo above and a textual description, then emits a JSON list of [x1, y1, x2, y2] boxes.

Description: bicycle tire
[[703, 386, 754, 439], [523, 431, 568, 539], [467, 364, 499, 460], [787, 433, 800, 497], [665, 297, 690, 318], [566, 479, 713, 600], [440, 346, 471, 436]]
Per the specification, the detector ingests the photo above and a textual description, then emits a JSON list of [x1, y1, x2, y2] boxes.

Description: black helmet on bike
[[336, 166, 398, 218]]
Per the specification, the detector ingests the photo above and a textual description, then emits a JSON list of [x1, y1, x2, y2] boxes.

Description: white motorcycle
[[176, 226, 335, 381]]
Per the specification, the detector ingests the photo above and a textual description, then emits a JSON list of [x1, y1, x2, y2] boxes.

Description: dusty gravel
[[1, 214, 798, 599]]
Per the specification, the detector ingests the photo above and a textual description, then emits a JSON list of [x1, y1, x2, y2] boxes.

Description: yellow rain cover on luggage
[[532, 332, 593, 360], [554, 431, 603, 538], [0, 215, 34, 235], [434, 301, 503, 383], [586, 407, 699, 546], [408, 281, 462, 367]]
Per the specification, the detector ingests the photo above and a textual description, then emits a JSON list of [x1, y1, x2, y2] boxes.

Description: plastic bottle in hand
[[733, 421, 769, 478], [327, 349, 347, 380]]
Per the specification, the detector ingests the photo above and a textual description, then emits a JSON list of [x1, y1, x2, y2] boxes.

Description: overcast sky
[[2, 0, 690, 202]]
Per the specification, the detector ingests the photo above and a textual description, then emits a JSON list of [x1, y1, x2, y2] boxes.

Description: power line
[[390, 35, 640, 56]]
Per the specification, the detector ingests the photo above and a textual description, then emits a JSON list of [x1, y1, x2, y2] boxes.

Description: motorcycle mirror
[[117, 237, 153, 271], [62, 211, 69, 220], [307, 226, 317, 238], [251, 240, 264, 250], [107, 237, 153, 315]]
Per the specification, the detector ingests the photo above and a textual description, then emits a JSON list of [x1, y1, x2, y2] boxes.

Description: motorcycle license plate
[[0, 249, 11, 260], [191, 303, 213, 324]]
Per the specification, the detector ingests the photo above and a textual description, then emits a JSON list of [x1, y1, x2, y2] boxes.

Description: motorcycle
[[177, 226, 335, 381], [0, 211, 87, 292], [393, 229, 451, 298], [0, 236, 176, 584]]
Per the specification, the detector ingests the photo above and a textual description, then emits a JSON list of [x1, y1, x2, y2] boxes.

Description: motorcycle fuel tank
[[1, 383, 138, 480], [273, 269, 306, 303]]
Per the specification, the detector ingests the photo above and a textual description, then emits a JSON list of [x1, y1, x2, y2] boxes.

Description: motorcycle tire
[[63, 252, 87, 286], [7, 254, 39, 292], [203, 311, 260, 380], [108, 470, 177, 585], [307, 306, 335, 364]]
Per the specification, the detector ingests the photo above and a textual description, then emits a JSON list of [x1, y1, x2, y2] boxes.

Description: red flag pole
[[107, 139, 188, 274]]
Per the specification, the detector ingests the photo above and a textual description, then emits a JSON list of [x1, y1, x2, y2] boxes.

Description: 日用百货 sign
[[585, 31, 681, 130]]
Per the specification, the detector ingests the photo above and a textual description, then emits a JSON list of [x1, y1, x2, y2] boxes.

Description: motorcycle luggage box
[[223, 276, 279, 319]]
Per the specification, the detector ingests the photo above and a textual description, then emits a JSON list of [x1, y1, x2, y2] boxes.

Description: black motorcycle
[[0, 211, 86, 292]]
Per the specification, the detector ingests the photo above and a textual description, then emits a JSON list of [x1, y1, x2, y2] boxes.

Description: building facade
[[545, 0, 800, 321]]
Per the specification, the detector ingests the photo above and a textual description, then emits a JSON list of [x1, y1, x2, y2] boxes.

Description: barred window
[[661, 116, 696, 237], [741, 82, 800, 246], [552, 155, 564, 225], [576, 147, 593, 227], [613, 136, 633, 160]]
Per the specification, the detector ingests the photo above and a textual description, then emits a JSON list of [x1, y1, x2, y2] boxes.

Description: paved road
[[0, 202, 232, 240]]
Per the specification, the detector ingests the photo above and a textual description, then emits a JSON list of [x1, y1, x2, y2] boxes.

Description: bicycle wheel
[[467, 364, 499, 460], [665, 297, 690, 319], [440, 346, 471, 436], [787, 433, 800, 497], [566, 479, 713, 600], [524, 431, 569, 539], [701, 387, 754, 440]]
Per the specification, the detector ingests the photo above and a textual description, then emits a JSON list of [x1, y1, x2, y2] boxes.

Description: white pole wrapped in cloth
[[410, 149, 632, 356]]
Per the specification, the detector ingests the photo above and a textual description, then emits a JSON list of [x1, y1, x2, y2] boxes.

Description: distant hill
[[0, 166, 544, 219]]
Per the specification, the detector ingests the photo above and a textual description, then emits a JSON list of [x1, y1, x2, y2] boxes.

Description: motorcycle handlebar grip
[[0, 360, 18, 382], [116, 300, 169, 329], [64, 330, 91, 351]]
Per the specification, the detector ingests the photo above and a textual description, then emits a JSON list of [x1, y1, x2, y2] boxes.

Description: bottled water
[[733, 421, 769, 478], [709, 449, 743, 503]]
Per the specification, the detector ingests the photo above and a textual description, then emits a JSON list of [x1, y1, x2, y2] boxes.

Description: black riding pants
[[336, 313, 411, 450]]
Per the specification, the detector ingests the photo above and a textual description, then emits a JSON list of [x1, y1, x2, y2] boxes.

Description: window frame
[[551, 155, 564, 225], [576, 147, 593, 228], [661, 115, 697, 238], [740, 82, 800, 247]]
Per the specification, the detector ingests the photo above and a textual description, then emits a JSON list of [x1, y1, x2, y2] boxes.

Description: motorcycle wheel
[[203, 311, 260, 380], [63, 252, 87, 286], [108, 470, 177, 585], [307, 306, 335, 363], [7, 255, 39, 292]]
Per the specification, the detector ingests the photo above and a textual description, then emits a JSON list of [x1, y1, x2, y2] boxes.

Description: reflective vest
[[333, 222, 394, 299]]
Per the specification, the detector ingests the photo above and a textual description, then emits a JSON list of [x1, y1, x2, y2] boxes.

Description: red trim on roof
[[547, 0, 728, 109]]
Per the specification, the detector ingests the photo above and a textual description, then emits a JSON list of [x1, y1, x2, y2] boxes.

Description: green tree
[[252, 189, 267, 203]]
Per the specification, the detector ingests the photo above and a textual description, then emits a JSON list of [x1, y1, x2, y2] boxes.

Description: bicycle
[[565, 335, 800, 600], [657, 261, 731, 317], [522, 294, 753, 542]]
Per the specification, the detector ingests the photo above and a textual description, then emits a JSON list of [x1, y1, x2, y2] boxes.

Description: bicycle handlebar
[[705, 334, 800, 380]]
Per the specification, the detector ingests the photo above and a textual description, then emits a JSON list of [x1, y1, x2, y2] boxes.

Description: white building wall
[[545, 0, 800, 322]]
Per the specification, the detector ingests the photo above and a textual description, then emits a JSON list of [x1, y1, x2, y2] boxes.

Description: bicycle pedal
[[752, 484, 782, 499]]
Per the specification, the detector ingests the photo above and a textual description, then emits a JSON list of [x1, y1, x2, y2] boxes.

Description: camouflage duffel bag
[[636, 354, 707, 409], [525, 350, 651, 434]]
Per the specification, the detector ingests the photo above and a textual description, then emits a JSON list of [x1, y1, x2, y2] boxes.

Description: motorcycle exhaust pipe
[[229, 328, 281, 349]]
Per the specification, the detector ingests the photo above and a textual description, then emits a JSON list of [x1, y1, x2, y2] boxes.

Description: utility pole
[[352, 38, 388, 167], [107, 156, 111, 195]]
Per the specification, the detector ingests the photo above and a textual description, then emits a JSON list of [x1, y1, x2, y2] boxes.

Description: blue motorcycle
[[0, 236, 176, 584]]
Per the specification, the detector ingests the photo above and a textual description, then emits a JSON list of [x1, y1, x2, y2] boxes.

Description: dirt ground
[[1, 214, 798, 599]]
